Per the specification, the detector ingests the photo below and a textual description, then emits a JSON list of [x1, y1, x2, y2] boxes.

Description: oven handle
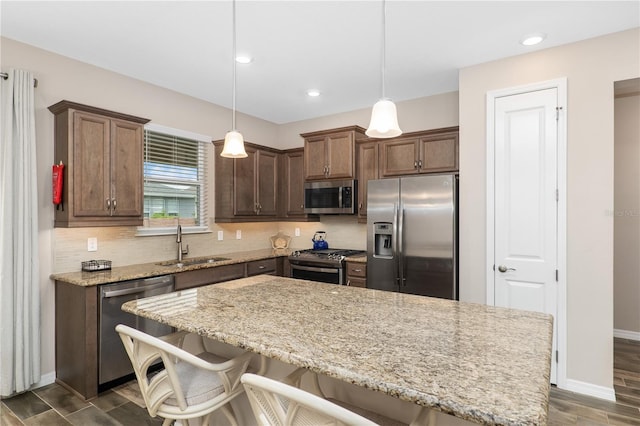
[[290, 264, 341, 274]]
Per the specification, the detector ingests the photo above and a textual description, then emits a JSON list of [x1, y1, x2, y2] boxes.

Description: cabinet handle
[[112, 199, 116, 210], [106, 199, 111, 209], [300, 204, 304, 209], [346, 280, 351, 286], [418, 160, 423, 169], [353, 268, 362, 273], [259, 265, 265, 269], [359, 202, 363, 209], [414, 160, 418, 169]]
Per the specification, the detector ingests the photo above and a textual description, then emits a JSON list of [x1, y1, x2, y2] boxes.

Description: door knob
[[498, 265, 516, 273]]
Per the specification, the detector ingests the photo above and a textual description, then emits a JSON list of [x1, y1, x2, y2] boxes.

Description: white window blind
[[140, 125, 210, 233]]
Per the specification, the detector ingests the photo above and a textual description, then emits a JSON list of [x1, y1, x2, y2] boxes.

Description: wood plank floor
[[2, 337, 639, 425], [547, 338, 640, 425]]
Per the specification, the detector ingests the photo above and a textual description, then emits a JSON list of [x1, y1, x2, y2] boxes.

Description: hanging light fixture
[[366, 0, 402, 138], [220, 0, 248, 158]]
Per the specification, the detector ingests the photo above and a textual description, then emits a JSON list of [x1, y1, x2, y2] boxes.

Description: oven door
[[290, 263, 343, 284]]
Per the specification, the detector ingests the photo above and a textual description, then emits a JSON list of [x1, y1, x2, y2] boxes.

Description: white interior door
[[493, 88, 558, 383]]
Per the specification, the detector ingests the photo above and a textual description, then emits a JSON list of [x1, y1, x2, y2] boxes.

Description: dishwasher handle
[[102, 280, 174, 298]]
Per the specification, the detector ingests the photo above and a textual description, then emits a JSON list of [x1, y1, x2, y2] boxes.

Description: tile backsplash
[[53, 216, 366, 273]]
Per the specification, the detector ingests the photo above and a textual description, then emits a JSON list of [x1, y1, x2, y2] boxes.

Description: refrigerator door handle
[[399, 207, 406, 286], [393, 203, 401, 287]]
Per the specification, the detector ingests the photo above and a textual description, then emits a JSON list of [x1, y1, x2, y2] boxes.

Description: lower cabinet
[[174, 263, 246, 290], [346, 262, 367, 288], [55, 256, 285, 400], [55, 281, 99, 400]]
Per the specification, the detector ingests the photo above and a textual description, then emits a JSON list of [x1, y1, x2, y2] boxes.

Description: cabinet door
[[284, 150, 305, 216], [234, 146, 258, 215], [304, 136, 328, 180], [418, 132, 459, 173], [326, 132, 354, 179], [73, 112, 111, 217], [257, 150, 278, 216], [110, 119, 143, 217], [357, 141, 379, 220], [380, 137, 419, 177]]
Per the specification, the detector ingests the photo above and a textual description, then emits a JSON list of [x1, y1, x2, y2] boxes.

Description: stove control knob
[[292, 251, 300, 257]]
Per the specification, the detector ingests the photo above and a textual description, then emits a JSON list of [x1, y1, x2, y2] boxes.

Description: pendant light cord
[[232, 0, 237, 131], [381, 0, 387, 100]]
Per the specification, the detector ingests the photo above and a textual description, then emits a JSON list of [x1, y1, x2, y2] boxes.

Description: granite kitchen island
[[122, 275, 553, 426]]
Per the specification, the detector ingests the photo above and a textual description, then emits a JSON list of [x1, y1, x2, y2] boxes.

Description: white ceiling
[[2, 1, 638, 124]]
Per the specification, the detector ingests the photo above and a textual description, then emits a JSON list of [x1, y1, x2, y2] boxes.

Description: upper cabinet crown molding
[[48, 100, 150, 124], [49, 101, 150, 228]]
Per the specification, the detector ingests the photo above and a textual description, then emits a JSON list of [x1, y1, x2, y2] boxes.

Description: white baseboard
[[30, 371, 56, 390], [562, 379, 616, 402], [614, 328, 640, 341]]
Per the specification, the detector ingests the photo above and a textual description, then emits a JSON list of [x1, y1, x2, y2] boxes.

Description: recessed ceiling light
[[235, 56, 252, 64], [520, 33, 546, 46], [307, 89, 321, 97]]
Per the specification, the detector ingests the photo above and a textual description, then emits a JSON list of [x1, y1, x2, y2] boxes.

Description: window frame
[[136, 123, 212, 237]]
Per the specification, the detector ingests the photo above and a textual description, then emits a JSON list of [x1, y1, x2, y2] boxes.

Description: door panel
[[74, 112, 110, 216], [111, 119, 143, 217], [494, 87, 558, 382], [366, 178, 400, 292], [234, 146, 257, 215], [257, 150, 278, 216], [326, 132, 354, 178], [401, 175, 456, 298]]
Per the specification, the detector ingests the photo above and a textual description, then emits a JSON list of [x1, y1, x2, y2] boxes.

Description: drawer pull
[[353, 268, 362, 273]]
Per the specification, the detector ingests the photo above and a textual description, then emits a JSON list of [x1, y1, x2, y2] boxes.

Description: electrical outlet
[[87, 237, 98, 252], [217, 230, 224, 241], [236, 230, 242, 239], [295, 227, 301, 237]]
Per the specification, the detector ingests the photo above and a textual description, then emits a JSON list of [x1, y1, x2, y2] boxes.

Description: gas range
[[288, 248, 365, 285], [289, 248, 365, 267]]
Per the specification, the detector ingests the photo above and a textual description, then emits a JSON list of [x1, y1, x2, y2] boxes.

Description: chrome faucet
[[176, 225, 189, 262]]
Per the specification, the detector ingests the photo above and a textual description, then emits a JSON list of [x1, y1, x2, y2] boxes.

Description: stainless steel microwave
[[304, 179, 357, 214]]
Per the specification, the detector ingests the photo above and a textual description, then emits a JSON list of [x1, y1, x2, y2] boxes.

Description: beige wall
[[614, 87, 640, 334], [1, 36, 458, 381], [276, 92, 459, 149], [459, 28, 640, 390]]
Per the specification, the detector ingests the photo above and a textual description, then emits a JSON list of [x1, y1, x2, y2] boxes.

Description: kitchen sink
[[156, 257, 230, 268]]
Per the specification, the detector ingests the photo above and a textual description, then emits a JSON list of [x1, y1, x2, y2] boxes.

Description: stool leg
[[410, 407, 437, 426]]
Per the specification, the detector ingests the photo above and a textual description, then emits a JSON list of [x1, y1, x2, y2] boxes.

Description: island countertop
[[122, 275, 553, 426]]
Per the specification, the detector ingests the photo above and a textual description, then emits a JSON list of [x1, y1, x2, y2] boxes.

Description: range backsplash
[[53, 216, 366, 273]]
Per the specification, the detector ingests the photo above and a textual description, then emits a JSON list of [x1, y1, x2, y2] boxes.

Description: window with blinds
[[141, 127, 210, 231]]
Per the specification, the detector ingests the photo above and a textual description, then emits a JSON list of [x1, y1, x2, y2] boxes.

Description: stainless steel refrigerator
[[367, 174, 458, 299]]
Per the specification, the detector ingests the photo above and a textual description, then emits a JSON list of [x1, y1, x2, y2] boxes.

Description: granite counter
[[122, 275, 552, 425], [50, 248, 292, 286]]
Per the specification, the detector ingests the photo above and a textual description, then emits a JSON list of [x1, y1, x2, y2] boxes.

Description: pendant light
[[220, 0, 248, 158], [366, 0, 402, 138]]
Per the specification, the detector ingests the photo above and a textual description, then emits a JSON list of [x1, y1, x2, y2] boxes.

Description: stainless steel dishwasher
[[99, 275, 174, 388]]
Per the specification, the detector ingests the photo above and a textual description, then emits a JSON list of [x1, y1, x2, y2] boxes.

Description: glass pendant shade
[[219, 0, 247, 159], [366, 99, 402, 138], [220, 130, 247, 158]]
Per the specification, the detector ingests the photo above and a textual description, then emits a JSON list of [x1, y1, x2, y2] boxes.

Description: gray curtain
[[0, 68, 41, 396]]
